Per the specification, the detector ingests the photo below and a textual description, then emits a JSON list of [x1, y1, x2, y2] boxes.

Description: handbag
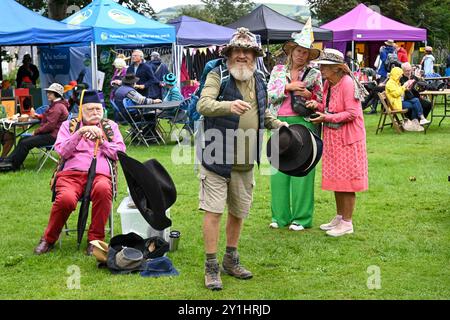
[[289, 67, 314, 117]]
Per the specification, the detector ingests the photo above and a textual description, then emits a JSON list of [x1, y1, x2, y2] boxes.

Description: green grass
[[0, 105, 449, 300]]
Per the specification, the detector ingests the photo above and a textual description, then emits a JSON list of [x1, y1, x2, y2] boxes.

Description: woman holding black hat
[[267, 18, 323, 231], [306, 49, 369, 237]]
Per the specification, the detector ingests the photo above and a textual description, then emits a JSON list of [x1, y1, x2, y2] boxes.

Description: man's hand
[[279, 121, 289, 128], [230, 100, 252, 116], [134, 84, 144, 90], [78, 126, 103, 141], [152, 99, 162, 104]]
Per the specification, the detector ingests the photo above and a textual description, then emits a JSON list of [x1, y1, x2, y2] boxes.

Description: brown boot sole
[[221, 267, 253, 280]]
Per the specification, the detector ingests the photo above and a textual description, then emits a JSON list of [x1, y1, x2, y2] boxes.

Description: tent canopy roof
[[227, 4, 332, 43], [63, 0, 175, 45], [320, 3, 427, 42], [168, 16, 235, 46], [0, 0, 93, 46]]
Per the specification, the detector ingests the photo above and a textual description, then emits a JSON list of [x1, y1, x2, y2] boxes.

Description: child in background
[[163, 73, 183, 102]]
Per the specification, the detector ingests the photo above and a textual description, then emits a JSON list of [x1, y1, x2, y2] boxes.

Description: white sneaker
[[288, 223, 304, 231], [326, 221, 354, 237], [269, 222, 279, 229], [411, 119, 424, 131], [402, 119, 413, 131], [319, 215, 342, 231], [419, 118, 430, 125]]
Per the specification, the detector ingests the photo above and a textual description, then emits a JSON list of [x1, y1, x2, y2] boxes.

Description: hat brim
[[221, 45, 264, 57], [283, 41, 321, 61], [280, 130, 323, 177], [267, 124, 314, 172], [314, 59, 345, 65], [384, 41, 395, 46], [122, 77, 139, 85], [118, 152, 176, 231]]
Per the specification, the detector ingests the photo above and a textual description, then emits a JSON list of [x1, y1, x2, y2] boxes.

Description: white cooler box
[[117, 196, 170, 242]]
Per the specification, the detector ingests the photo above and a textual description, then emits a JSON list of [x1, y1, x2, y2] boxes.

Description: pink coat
[[317, 75, 366, 145]]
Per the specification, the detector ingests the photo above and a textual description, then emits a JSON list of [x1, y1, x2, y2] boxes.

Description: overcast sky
[[148, 0, 307, 13]]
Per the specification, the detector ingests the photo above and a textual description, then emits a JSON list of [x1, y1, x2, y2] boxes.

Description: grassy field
[[0, 107, 449, 300]]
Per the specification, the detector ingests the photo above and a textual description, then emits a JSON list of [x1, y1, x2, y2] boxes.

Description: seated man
[[113, 73, 161, 114], [34, 90, 126, 255], [400, 62, 432, 120], [0, 83, 69, 171]]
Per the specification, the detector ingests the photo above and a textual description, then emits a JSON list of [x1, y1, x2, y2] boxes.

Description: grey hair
[[132, 50, 144, 59]]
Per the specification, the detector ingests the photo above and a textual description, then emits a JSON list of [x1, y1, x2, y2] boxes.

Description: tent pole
[[90, 41, 98, 90], [0, 46, 3, 81], [351, 40, 355, 72]]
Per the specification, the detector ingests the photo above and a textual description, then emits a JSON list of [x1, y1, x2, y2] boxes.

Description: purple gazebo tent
[[320, 4, 427, 68]]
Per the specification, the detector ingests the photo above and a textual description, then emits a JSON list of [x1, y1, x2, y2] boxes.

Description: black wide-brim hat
[[122, 73, 140, 86], [267, 124, 322, 176], [281, 130, 323, 177], [118, 152, 176, 231]]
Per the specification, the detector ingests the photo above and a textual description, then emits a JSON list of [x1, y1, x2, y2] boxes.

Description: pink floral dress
[[318, 75, 368, 192]]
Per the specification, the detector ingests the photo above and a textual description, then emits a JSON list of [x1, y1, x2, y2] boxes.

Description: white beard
[[228, 62, 256, 81]]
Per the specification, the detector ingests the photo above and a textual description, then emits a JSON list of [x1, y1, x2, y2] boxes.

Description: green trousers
[[270, 116, 317, 228]]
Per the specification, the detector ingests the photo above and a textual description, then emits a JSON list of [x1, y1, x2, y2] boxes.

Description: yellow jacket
[[385, 67, 405, 111]]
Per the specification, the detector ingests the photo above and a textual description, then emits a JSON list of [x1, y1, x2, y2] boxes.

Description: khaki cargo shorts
[[198, 165, 255, 219]]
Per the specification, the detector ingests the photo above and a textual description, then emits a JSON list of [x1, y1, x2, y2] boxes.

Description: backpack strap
[[217, 64, 230, 101]]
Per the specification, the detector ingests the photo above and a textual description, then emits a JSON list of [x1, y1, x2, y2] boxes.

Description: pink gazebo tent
[[320, 4, 427, 67]]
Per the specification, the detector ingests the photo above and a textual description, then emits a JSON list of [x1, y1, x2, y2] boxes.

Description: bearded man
[[196, 28, 287, 291]]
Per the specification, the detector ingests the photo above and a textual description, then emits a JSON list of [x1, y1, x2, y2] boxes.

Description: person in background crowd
[[306, 48, 369, 237], [0, 83, 68, 171], [16, 54, 39, 88], [396, 44, 408, 63], [267, 19, 323, 232], [126, 50, 159, 99], [421, 46, 435, 76], [400, 62, 431, 121], [377, 40, 396, 83], [386, 67, 429, 132], [110, 54, 128, 100], [148, 51, 169, 100]]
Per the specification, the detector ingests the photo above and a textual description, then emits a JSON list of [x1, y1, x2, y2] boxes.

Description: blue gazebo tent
[[0, 0, 93, 45], [63, 0, 175, 46]]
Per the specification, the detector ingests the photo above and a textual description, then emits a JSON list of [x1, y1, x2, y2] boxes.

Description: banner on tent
[[39, 46, 93, 105]]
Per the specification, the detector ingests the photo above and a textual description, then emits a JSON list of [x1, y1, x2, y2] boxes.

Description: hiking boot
[[205, 260, 223, 291], [222, 252, 253, 280]]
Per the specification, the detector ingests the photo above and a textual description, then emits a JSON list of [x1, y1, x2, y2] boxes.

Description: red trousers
[[44, 170, 112, 244]]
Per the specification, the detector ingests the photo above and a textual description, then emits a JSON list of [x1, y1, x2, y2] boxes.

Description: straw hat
[[314, 48, 345, 65], [385, 39, 395, 46], [89, 240, 109, 263], [282, 17, 321, 61]]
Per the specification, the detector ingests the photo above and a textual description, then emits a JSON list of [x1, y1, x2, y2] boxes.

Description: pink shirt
[[277, 93, 298, 116], [55, 120, 126, 176], [318, 75, 366, 145]]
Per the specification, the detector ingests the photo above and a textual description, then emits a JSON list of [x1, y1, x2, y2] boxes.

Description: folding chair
[[157, 100, 194, 145], [122, 98, 161, 146], [376, 92, 408, 134], [59, 160, 116, 248]]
